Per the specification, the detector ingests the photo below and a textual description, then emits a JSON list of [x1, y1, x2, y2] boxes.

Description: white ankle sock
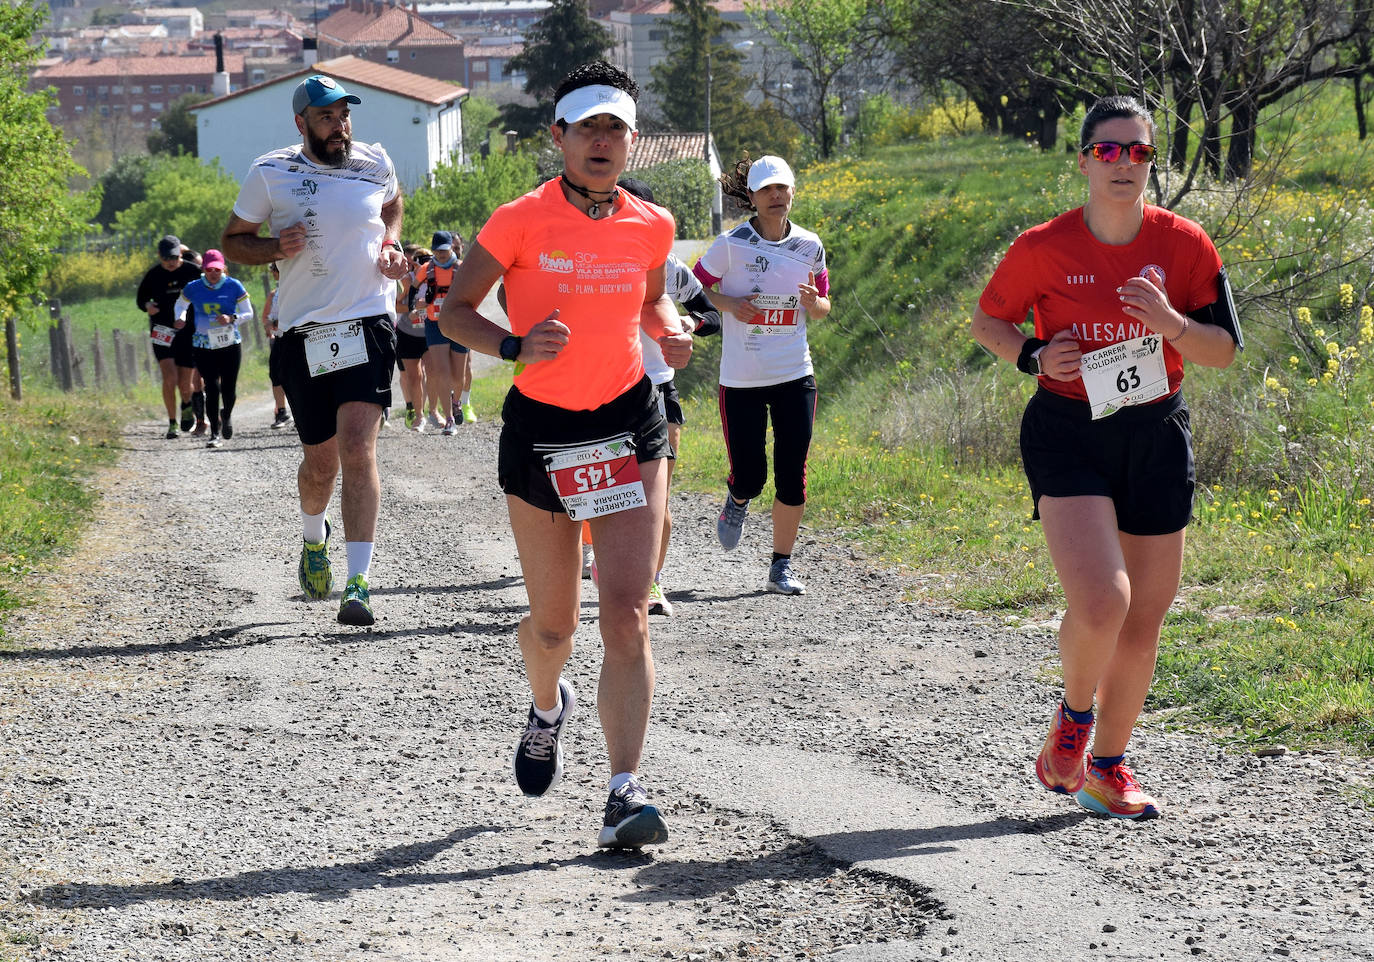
[[345, 541, 373, 581], [301, 510, 327, 544]]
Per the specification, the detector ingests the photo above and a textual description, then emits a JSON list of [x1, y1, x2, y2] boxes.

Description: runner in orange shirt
[[438, 60, 692, 849]]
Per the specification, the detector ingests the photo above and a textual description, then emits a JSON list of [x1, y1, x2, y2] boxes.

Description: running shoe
[[1076, 761, 1162, 820], [766, 558, 805, 595], [598, 776, 669, 849], [461, 401, 477, 423], [413, 416, 426, 434], [165, 420, 178, 439], [337, 573, 375, 626], [271, 408, 291, 430], [179, 403, 195, 432], [716, 496, 749, 551], [221, 413, 233, 440], [581, 543, 594, 580], [192, 419, 209, 437], [425, 412, 444, 431], [648, 579, 673, 616], [403, 407, 416, 430], [298, 519, 333, 600], [205, 432, 223, 449], [513, 678, 576, 797], [442, 417, 458, 436], [1035, 702, 1094, 795]]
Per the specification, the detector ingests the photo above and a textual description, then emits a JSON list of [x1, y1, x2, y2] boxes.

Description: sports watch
[[498, 334, 522, 362]]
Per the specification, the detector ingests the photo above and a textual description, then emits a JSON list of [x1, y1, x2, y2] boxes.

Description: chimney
[[212, 32, 230, 95], [303, 35, 318, 67]]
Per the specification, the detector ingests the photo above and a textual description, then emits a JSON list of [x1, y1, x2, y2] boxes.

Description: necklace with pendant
[[563, 176, 617, 219]]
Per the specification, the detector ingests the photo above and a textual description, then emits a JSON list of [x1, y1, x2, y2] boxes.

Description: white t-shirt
[[232, 142, 399, 330], [694, 220, 827, 388], [639, 253, 704, 385]]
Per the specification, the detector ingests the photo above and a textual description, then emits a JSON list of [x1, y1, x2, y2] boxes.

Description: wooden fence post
[[60, 315, 84, 390], [5, 318, 20, 401], [111, 328, 128, 386], [123, 336, 138, 386], [91, 330, 105, 388]]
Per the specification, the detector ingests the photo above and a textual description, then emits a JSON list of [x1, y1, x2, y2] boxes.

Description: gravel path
[[1, 389, 1371, 962]]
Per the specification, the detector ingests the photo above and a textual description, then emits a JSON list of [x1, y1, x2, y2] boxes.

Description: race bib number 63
[[1079, 335, 1169, 419]]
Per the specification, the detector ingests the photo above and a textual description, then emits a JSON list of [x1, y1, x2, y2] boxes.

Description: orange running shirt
[[979, 205, 1222, 403], [477, 178, 675, 410]]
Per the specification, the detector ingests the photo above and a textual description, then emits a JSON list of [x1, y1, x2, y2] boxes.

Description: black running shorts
[[1019, 387, 1195, 536], [656, 380, 685, 426], [498, 375, 672, 514], [273, 315, 396, 447]]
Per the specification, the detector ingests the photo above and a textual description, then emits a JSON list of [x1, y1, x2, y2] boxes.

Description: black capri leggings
[[193, 344, 241, 433], [718, 374, 817, 506]]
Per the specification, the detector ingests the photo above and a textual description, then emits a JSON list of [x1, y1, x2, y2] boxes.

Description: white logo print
[[1066, 274, 1095, 285]]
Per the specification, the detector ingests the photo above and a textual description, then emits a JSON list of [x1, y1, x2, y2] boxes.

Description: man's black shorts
[[272, 315, 396, 446], [498, 375, 672, 514], [151, 322, 195, 368], [1019, 388, 1195, 536]]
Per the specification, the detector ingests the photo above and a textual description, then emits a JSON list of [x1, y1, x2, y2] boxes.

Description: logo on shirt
[[747, 255, 770, 274], [1139, 264, 1166, 284], [292, 180, 320, 198], [539, 250, 575, 273], [1066, 273, 1095, 285]]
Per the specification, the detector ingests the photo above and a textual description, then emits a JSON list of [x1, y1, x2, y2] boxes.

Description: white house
[[191, 55, 467, 193]]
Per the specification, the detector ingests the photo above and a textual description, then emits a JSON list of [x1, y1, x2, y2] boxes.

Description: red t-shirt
[[477, 178, 675, 410], [978, 205, 1222, 402]]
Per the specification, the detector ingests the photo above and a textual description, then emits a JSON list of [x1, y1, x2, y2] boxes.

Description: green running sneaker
[[298, 519, 333, 600], [337, 573, 374, 626]]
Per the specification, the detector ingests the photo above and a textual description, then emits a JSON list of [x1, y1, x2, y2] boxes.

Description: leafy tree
[[113, 155, 240, 254], [147, 91, 211, 156], [94, 153, 155, 228], [404, 149, 537, 248], [503, 0, 611, 138], [746, 0, 873, 158], [461, 93, 502, 161], [631, 158, 714, 239], [647, 0, 795, 162], [0, 2, 92, 319]]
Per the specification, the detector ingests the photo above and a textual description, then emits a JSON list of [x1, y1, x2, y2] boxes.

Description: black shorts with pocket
[[1019, 387, 1195, 536], [396, 328, 427, 364], [656, 379, 685, 426], [151, 322, 195, 367], [272, 315, 396, 446], [498, 375, 672, 514]]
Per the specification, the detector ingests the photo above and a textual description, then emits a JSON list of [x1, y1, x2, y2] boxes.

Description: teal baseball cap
[[293, 74, 361, 115]]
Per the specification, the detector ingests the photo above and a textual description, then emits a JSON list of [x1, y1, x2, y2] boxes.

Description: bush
[[46, 249, 152, 303], [405, 149, 538, 247], [631, 158, 713, 239], [112, 155, 241, 255]]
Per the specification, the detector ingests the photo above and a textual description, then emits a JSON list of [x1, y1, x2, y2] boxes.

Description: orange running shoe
[[1034, 702, 1093, 794], [1076, 761, 1162, 820]]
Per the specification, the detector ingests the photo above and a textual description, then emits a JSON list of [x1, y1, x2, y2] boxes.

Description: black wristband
[[1016, 337, 1049, 375]]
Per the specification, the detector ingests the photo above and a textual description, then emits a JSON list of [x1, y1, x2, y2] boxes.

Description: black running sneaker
[[221, 412, 233, 440], [512, 678, 576, 797], [179, 403, 194, 433], [598, 776, 668, 849]]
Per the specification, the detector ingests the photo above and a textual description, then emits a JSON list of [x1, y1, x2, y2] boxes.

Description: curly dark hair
[[553, 60, 639, 128], [718, 153, 756, 211]]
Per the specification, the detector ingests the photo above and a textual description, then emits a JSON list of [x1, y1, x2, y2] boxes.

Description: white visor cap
[[747, 155, 795, 192], [555, 84, 637, 130]]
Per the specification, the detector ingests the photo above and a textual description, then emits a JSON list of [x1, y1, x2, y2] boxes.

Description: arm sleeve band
[[1186, 267, 1244, 351], [681, 289, 721, 337]]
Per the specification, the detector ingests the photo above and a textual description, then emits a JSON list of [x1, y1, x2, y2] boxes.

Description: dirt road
[[1, 396, 1370, 961]]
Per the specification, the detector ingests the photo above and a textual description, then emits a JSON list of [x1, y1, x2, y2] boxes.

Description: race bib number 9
[[542, 434, 647, 521], [305, 320, 369, 377], [745, 293, 801, 336], [150, 325, 176, 346], [1080, 335, 1169, 419]]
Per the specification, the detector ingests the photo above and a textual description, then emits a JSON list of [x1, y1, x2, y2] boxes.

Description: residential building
[[127, 7, 206, 39], [625, 130, 723, 231], [33, 50, 247, 132], [414, 1, 550, 32], [316, 0, 465, 84], [462, 37, 524, 90], [192, 55, 467, 192]]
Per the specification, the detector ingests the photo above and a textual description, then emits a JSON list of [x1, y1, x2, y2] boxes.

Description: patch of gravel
[[0, 391, 1371, 961]]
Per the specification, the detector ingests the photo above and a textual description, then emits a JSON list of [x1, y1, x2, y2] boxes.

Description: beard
[[307, 127, 351, 166]]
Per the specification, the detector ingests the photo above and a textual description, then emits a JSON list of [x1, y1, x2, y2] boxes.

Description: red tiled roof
[[319, 5, 458, 46], [34, 52, 246, 80], [191, 54, 467, 110], [626, 132, 709, 170]]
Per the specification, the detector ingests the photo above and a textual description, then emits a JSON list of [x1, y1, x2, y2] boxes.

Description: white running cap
[[554, 84, 637, 130], [747, 155, 795, 191]]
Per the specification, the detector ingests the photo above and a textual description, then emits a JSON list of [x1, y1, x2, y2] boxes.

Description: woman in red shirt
[[971, 95, 1241, 820]]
